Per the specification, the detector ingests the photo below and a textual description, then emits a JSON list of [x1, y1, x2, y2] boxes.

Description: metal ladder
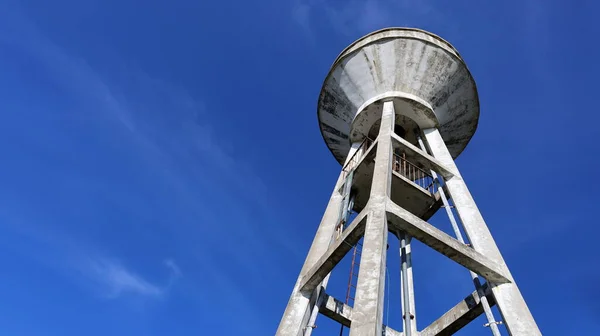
[[339, 240, 362, 336]]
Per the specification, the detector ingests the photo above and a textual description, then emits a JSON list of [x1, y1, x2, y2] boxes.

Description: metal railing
[[393, 153, 438, 194], [343, 137, 375, 174]]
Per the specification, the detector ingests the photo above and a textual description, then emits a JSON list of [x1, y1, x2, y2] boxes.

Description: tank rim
[[316, 27, 480, 165]]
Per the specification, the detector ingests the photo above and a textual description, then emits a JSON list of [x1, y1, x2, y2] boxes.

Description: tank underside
[[318, 28, 480, 165]]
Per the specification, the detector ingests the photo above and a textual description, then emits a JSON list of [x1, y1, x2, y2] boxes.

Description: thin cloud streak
[[0, 209, 181, 300], [0, 4, 296, 309], [164, 259, 182, 278], [84, 257, 166, 299], [292, 0, 455, 40]]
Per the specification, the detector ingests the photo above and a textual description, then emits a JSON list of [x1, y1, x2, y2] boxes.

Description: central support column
[[423, 128, 541, 336], [350, 101, 394, 336]]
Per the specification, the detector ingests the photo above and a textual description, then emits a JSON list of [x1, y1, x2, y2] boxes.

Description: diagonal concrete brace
[[300, 208, 369, 292], [420, 283, 496, 336]]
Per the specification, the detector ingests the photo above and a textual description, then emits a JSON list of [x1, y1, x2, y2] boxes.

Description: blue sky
[[0, 0, 598, 335]]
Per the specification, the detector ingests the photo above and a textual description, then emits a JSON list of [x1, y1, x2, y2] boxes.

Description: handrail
[[393, 153, 438, 194], [341, 138, 438, 195], [343, 137, 375, 173]]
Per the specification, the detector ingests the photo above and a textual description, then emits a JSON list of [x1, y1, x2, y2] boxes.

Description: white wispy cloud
[[84, 257, 170, 299], [164, 259, 182, 277], [292, 0, 453, 39], [0, 210, 182, 300], [292, 2, 313, 36], [0, 3, 295, 311]]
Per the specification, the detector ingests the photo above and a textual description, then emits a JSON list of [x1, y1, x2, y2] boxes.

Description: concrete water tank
[[317, 27, 480, 165]]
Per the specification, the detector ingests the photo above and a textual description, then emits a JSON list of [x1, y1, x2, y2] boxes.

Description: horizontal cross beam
[[421, 283, 496, 336], [319, 293, 352, 327], [391, 132, 457, 179], [386, 199, 510, 283], [318, 293, 403, 336]]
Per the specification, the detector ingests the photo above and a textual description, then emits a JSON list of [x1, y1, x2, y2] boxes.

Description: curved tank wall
[[317, 28, 480, 165]]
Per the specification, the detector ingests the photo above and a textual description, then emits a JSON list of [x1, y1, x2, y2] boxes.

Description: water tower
[[276, 28, 540, 336]]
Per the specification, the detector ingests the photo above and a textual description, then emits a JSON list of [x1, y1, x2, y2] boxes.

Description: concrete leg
[[416, 134, 501, 336], [422, 128, 541, 336], [276, 142, 362, 336], [349, 101, 395, 336], [276, 190, 343, 335]]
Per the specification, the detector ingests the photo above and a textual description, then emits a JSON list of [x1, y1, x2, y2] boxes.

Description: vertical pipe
[[339, 171, 354, 228], [303, 274, 332, 336], [345, 194, 355, 229], [399, 232, 412, 336]]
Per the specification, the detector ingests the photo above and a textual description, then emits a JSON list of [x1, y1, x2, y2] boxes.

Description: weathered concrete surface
[[423, 128, 541, 336], [382, 326, 404, 336], [386, 199, 509, 284], [419, 189, 444, 221], [420, 283, 496, 336], [350, 206, 388, 336], [349, 101, 394, 336], [414, 134, 501, 336], [351, 150, 441, 218], [350, 93, 437, 144], [276, 191, 343, 335], [319, 294, 403, 336], [276, 145, 363, 336], [319, 293, 353, 327], [390, 169, 439, 218], [317, 28, 479, 165], [299, 209, 368, 292], [391, 170, 434, 198]]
